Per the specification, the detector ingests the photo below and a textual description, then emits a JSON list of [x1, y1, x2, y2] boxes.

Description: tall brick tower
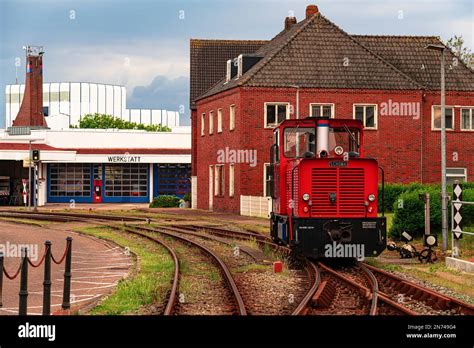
[[12, 46, 48, 128]]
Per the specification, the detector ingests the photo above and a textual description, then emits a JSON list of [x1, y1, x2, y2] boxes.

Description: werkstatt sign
[[107, 155, 141, 163]]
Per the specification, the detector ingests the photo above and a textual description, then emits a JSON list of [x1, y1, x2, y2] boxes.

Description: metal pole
[[43, 241, 52, 315], [425, 193, 430, 236], [61, 237, 73, 310], [440, 48, 448, 253], [19, 247, 28, 315], [33, 163, 38, 212], [0, 252, 4, 307]]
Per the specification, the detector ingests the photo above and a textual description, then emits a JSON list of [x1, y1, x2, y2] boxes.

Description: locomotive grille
[[311, 167, 365, 217]]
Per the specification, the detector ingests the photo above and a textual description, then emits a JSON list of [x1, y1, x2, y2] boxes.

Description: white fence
[[240, 195, 272, 218]]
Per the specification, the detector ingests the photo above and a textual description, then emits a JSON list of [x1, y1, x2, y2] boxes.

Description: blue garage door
[[103, 163, 149, 203], [48, 163, 93, 203], [153, 163, 190, 198]]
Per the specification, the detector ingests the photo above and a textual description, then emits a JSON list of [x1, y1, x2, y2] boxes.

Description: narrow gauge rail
[[168, 224, 290, 255], [316, 262, 415, 315], [111, 226, 179, 315], [0, 210, 146, 222], [364, 263, 474, 315], [127, 225, 247, 315], [135, 225, 267, 263]]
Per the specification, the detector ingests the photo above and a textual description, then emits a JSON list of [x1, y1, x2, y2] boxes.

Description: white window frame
[[309, 103, 335, 118], [209, 111, 214, 135], [431, 105, 455, 131], [447, 167, 467, 182], [217, 108, 223, 133], [229, 104, 235, 131], [263, 163, 270, 197], [229, 164, 235, 197], [353, 104, 378, 130], [460, 107, 474, 131], [201, 113, 205, 136], [264, 102, 290, 129]]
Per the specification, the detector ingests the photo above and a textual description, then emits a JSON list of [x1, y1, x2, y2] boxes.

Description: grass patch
[[0, 217, 51, 227], [76, 225, 174, 315]]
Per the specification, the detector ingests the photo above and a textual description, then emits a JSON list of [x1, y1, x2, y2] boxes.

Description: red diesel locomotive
[[267, 117, 386, 258]]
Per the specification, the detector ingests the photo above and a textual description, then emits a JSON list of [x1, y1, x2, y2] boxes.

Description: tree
[[75, 113, 172, 132], [446, 35, 474, 69]]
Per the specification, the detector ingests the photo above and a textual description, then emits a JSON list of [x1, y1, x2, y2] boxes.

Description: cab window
[[284, 128, 316, 158]]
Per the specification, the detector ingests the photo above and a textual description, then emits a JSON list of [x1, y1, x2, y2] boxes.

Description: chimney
[[284, 16, 297, 30], [12, 45, 48, 128], [306, 4, 319, 19]]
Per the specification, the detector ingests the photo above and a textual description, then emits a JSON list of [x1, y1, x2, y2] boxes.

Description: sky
[[0, 0, 473, 128]]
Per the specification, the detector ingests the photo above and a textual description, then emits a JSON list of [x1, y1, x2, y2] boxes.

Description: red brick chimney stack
[[12, 46, 48, 128], [306, 4, 319, 18], [285, 16, 297, 30]]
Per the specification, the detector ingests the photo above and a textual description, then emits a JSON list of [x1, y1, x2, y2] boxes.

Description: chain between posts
[[0, 237, 73, 315]]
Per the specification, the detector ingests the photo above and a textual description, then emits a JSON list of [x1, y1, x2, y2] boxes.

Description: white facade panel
[[5, 85, 11, 127], [141, 109, 151, 125], [89, 83, 98, 114], [80, 83, 90, 118], [167, 112, 176, 127], [97, 84, 105, 114], [105, 84, 114, 115], [59, 82, 70, 123], [130, 109, 141, 124], [70, 82, 81, 125], [151, 110, 161, 125], [5, 82, 182, 130], [9, 85, 21, 125], [113, 86, 122, 118], [121, 87, 126, 119]]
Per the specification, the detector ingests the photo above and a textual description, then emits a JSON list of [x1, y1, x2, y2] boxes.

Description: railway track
[[111, 226, 180, 315], [0, 210, 146, 222], [364, 263, 474, 316], [123, 225, 247, 315], [2, 209, 473, 316]]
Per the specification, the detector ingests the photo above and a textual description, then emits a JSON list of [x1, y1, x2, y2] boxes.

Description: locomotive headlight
[[368, 194, 376, 202], [302, 193, 310, 201], [334, 146, 344, 156]]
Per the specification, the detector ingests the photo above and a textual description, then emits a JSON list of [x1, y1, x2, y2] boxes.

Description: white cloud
[[43, 39, 188, 95]]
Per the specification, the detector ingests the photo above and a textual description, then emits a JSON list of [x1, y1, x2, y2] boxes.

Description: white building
[[5, 82, 180, 129], [0, 127, 191, 206]]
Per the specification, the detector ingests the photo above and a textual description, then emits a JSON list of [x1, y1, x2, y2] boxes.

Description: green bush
[[378, 183, 425, 212], [149, 195, 181, 208], [76, 113, 172, 132], [183, 193, 191, 202], [389, 186, 474, 239]]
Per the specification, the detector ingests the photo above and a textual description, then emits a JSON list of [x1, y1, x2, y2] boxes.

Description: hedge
[[149, 195, 181, 208], [378, 182, 474, 213], [389, 186, 474, 239]]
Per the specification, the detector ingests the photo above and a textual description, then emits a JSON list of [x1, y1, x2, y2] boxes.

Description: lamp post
[[425, 44, 448, 253]]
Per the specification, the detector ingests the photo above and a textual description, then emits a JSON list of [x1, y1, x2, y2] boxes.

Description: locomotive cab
[[268, 117, 386, 259]]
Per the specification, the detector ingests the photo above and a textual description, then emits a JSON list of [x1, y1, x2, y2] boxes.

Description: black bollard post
[[43, 241, 52, 315], [18, 247, 28, 315], [0, 252, 4, 307], [61, 237, 73, 310]]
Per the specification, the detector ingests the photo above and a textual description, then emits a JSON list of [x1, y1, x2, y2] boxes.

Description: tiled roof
[[194, 13, 474, 102], [353, 35, 474, 91], [190, 39, 267, 108]]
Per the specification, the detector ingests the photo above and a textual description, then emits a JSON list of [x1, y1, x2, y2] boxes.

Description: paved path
[[0, 221, 132, 315]]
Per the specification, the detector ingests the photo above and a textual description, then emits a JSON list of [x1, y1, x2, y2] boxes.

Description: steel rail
[[134, 225, 247, 315]]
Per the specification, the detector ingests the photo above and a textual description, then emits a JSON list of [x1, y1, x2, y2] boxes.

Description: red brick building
[[190, 4, 474, 214]]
